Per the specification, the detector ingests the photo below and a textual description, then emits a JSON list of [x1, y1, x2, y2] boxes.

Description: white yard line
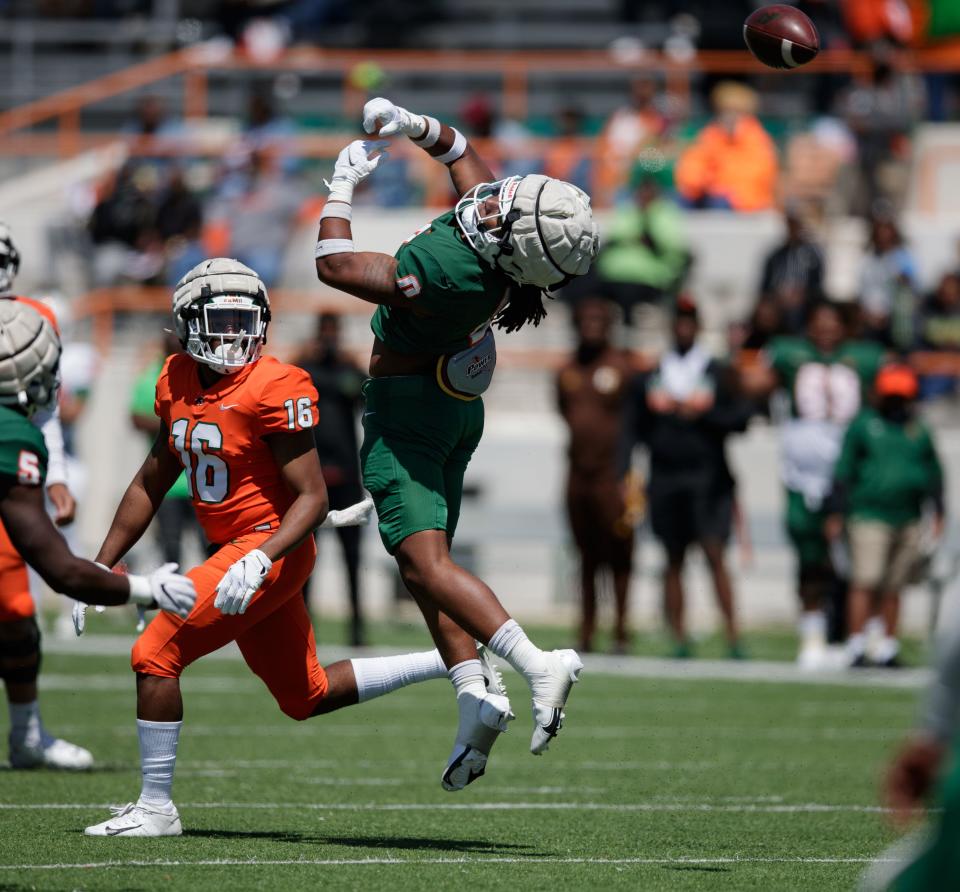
[[0, 801, 895, 813], [50, 722, 904, 740], [43, 637, 931, 689], [0, 856, 901, 870]]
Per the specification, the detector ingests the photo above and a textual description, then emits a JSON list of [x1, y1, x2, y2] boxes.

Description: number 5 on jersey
[[170, 419, 228, 503]]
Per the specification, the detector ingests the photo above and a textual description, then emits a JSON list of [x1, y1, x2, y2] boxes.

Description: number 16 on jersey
[[170, 419, 228, 503]]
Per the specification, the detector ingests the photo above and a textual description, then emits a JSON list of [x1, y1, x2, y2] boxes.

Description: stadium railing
[[4, 45, 960, 158]]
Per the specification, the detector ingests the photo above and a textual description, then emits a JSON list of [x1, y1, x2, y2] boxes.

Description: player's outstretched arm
[[314, 140, 409, 308], [96, 421, 183, 568], [362, 97, 495, 198], [0, 479, 195, 621], [260, 429, 329, 562], [0, 481, 131, 605]]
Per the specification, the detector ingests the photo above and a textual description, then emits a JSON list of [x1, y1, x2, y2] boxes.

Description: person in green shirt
[[315, 97, 598, 791], [742, 300, 885, 668], [129, 331, 202, 565], [826, 364, 944, 668], [593, 171, 690, 324], [0, 299, 195, 770]]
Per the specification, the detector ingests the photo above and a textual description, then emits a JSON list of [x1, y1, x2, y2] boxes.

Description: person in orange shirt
[[0, 222, 92, 770], [675, 82, 779, 213], [83, 258, 494, 838]]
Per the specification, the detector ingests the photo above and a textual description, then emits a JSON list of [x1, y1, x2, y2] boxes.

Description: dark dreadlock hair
[[493, 284, 548, 333]]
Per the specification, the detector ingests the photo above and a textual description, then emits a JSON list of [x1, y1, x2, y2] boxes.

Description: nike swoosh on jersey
[[219, 403, 239, 410]]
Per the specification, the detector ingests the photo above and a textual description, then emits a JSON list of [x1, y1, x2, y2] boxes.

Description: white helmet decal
[[0, 300, 61, 416], [455, 175, 599, 289], [172, 258, 271, 375], [0, 222, 21, 295]]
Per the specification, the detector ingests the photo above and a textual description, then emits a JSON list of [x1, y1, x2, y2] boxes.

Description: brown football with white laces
[[743, 5, 820, 70]]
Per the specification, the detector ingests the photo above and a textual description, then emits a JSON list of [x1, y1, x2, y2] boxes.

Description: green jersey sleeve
[[394, 242, 456, 316], [833, 410, 867, 488], [763, 337, 805, 391], [0, 408, 48, 488]]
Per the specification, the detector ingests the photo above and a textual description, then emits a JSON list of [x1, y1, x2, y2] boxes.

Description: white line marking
[[0, 856, 903, 870], [0, 801, 896, 814], [43, 637, 931, 689], [50, 723, 904, 740]]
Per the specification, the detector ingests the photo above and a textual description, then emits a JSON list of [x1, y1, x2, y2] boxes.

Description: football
[[743, 4, 820, 70]]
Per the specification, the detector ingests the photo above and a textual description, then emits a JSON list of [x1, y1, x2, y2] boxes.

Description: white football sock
[[448, 659, 487, 699], [8, 700, 43, 749], [487, 619, 548, 679], [137, 719, 181, 808], [350, 650, 447, 703], [799, 611, 826, 643]]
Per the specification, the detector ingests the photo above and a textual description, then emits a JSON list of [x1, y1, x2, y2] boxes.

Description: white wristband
[[435, 129, 467, 165], [127, 574, 153, 606], [315, 239, 355, 258], [320, 201, 352, 222], [413, 116, 441, 148]]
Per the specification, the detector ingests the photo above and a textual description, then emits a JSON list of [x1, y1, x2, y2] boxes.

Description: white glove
[[213, 549, 272, 616], [128, 562, 197, 620], [362, 97, 426, 139], [321, 496, 375, 528], [72, 600, 105, 637], [324, 139, 389, 204]]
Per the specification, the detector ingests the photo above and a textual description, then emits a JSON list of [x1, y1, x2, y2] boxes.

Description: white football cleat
[[84, 800, 182, 837], [478, 643, 507, 698], [441, 689, 514, 792], [528, 649, 583, 755], [9, 736, 94, 770]]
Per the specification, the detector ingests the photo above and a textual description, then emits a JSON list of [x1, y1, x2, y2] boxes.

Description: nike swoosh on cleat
[[540, 708, 563, 738], [105, 824, 141, 835]]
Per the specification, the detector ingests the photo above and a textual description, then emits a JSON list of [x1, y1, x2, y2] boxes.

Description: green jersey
[[834, 407, 943, 526], [0, 404, 47, 489], [371, 211, 513, 356], [129, 358, 191, 500], [765, 337, 885, 423]]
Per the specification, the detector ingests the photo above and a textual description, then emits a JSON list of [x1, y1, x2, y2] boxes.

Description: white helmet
[[0, 222, 21, 295], [172, 258, 271, 375], [455, 174, 599, 290], [0, 299, 61, 416]]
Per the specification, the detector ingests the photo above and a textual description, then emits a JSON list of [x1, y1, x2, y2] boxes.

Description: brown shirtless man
[[556, 297, 636, 653]]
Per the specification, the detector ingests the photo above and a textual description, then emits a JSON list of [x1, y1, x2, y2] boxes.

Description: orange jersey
[[155, 353, 319, 544]]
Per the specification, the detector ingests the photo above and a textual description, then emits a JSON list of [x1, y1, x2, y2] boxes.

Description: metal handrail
[[5, 44, 959, 157]]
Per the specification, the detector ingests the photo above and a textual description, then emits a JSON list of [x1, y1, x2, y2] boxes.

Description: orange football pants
[[131, 533, 328, 720], [0, 519, 34, 622]]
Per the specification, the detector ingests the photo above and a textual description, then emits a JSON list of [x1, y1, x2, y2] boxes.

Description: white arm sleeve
[[34, 405, 68, 488]]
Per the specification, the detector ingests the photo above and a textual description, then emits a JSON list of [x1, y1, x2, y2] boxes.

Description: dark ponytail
[[494, 284, 547, 333]]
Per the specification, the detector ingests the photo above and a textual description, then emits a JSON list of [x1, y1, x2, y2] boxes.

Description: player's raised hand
[[321, 496, 375, 528], [127, 563, 197, 620], [213, 549, 272, 616], [362, 98, 426, 139]]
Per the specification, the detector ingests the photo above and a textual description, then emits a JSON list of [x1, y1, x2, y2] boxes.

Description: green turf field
[[1, 648, 921, 891]]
